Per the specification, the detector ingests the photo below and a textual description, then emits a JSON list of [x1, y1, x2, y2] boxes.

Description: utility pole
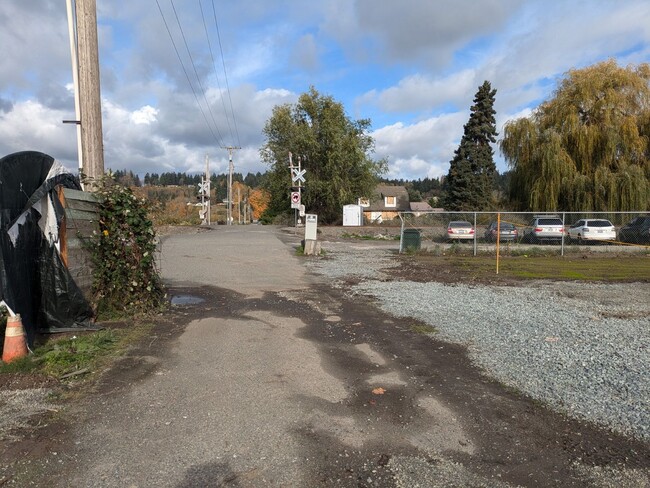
[[222, 146, 241, 225], [76, 0, 104, 188], [205, 154, 211, 225]]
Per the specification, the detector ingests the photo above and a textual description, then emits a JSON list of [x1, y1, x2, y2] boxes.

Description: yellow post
[[496, 212, 500, 275]]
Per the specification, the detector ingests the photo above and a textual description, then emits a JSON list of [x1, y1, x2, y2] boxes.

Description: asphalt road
[[10, 225, 648, 487]]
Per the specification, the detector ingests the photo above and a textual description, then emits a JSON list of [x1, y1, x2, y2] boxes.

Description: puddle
[[170, 295, 205, 306]]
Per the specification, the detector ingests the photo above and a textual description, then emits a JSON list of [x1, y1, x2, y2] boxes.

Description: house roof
[[410, 201, 434, 212], [364, 185, 410, 212]]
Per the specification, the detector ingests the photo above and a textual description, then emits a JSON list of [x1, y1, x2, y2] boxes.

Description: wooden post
[[76, 0, 104, 187], [57, 186, 69, 267]]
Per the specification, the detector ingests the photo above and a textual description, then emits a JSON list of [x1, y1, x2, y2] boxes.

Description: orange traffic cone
[[2, 314, 29, 363]]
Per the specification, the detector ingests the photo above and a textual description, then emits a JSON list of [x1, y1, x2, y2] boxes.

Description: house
[[409, 201, 434, 216], [359, 185, 410, 223]]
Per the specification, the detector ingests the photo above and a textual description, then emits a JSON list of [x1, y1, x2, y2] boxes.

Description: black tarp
[[0, 151, 94, 346]]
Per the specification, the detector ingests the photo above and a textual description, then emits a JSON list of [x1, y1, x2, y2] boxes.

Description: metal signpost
[[197, 177, 210, 225], [289, 152, 306, 225]]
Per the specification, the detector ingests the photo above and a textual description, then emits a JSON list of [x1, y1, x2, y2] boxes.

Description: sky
[[1, 1, 650, 182]]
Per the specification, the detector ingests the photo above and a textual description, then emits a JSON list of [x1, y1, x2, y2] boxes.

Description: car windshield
[[449, 221, 472, 228], [538, 218, 562, 225], [586, 220, 613, 227], [498, 223, 515, 230]]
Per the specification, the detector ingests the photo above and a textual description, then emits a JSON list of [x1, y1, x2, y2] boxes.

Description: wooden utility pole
[[76, 0, 104, 187], [222, 146, 241, 225]]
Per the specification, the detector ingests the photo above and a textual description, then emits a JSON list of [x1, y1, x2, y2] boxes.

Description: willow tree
[[260, 87, 386, 223], [501, 60, 650, 211]]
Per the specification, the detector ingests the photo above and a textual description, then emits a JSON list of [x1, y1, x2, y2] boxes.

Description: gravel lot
[[306, 240, 650, 443]]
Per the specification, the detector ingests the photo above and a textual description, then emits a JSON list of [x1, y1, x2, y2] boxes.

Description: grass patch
[[411, 254, 650, 282], [410, 324, 438, 335], [0, 323, 154, 381]]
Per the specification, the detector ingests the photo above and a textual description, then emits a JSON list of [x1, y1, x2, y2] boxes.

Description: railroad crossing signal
[[198, 181, 209, 195], [291, 168, 306, 184]]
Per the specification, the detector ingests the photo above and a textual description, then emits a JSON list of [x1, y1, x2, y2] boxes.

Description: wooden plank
[[66, 221, 99, 236], [63, 188, 101, 203], [65, 208, 100, 222], [58, 186, 68, 267], [64, 198, 101, 213]]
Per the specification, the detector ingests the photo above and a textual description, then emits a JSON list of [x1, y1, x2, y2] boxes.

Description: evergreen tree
[[443, 81, 498, 210]]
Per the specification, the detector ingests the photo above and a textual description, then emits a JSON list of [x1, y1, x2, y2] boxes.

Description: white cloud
[[372, 112, 467, 180], [130, 106, 158, 125], [364, 70, 478, 113], [0, 100, 77, 162]]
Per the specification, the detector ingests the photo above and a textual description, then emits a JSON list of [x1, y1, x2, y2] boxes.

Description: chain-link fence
[[398, 211, 650, 255]]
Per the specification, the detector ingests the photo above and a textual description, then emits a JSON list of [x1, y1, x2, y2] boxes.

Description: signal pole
[[222, 146, 241, 225]]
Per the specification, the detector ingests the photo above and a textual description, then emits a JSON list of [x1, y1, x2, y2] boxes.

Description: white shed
[[342, 204, 363, 226]]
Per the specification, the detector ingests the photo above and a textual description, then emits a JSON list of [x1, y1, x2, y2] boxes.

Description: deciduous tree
[[261, 87, 386, 223], [501, 60, 650, 211]]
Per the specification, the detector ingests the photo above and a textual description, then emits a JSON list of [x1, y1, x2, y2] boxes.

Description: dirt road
[[2, 225, 649, 487]]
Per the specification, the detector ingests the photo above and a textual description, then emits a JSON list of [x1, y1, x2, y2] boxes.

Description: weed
[[0, 324, 154, 380], [410, 323, 438, 335]]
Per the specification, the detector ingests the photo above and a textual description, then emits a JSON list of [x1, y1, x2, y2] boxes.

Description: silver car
[[523, 216, 564, 243]]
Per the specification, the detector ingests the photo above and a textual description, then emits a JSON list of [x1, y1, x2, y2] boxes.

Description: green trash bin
[[402, 228, 421, 251]]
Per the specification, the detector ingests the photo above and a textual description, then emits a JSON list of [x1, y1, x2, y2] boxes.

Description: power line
[[212, 0, 241, 147], [199, 0, 235, 144], [155, 0, 222, 146], [169, 0, 225, 147]]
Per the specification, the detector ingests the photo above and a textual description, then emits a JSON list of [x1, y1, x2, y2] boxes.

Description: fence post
[[560, 212, 566, 256], [473, 212, 477, 256], [398, 212, 404, 253]]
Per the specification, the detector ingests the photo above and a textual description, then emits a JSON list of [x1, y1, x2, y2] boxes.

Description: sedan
[[447, 221, 475, 241], [523, 216, 564, 243], [484, 221, 518, 242], [567, 219, 616, 243], [618, 216, 650, 244]]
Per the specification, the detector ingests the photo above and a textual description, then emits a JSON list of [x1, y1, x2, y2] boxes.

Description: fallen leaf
[[372, 387, 386, 395]]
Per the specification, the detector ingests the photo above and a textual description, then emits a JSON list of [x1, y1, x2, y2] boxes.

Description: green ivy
[[87, 178, 166, 317]]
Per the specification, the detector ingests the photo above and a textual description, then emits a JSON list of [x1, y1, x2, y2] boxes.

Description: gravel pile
[[307, 243, 650, 442]]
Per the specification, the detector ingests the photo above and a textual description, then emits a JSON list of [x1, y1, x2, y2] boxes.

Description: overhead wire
[[155, 0, 222, 147], [199, 0, 235, 144], [211, 0, 241, 148], [169, 0, 226, 147]]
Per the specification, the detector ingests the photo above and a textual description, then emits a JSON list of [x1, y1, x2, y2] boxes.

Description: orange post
[[2, 314, 29, 363]]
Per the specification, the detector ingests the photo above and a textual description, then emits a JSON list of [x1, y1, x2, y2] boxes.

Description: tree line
[[120, 61, 650, 224]]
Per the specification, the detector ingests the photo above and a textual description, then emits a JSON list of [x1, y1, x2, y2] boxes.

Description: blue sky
[[1, 0, 650, 181]]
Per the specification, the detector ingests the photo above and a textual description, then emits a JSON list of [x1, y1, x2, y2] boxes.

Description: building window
[[385, 196, 396, 207], [359, 198, 370, 207]]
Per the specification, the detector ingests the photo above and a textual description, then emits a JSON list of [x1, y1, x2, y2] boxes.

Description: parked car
[[446, 221, 474, 241], [618, 216, 650, 244], [522, 215, 564, 243], [484, 221, 518, 242], [567, 219, 616, 243]]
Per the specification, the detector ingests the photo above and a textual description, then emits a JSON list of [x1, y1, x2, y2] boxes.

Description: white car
[[567, 219, 616, 243], [447, 221, 475, 241]]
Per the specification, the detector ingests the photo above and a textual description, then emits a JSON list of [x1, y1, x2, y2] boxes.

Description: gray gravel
[[307, 243, 650, 442]]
